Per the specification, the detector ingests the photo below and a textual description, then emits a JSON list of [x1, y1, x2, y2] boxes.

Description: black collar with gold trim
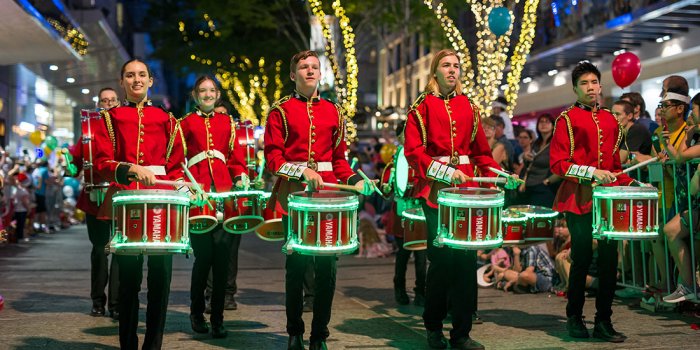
[[433, 90, 458, 100], [123, 100, 153, 108], [293, 90, 321, 103], [195, 108, 215, 118], [574, 100, 598, 111]]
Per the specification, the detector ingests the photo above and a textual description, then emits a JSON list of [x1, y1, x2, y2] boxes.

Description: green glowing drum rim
[[437, 187, 504, 208], [288, 190, 359, 211], [593, 185, 658, 200]]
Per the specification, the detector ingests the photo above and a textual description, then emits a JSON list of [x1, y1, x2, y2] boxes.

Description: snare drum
[[593, 186, 659, 240], [501, 209, 527, 246], [395, 147, 415, 198], [255, 192, 285, 241], [284, 190, 359, 256], [236, 120, 258, 178], [401, 208, 427, 250], [436, 187, 504, 250], [110, 190, 191, 255], [213, 190, 265, 234], [189, 198, 218, 234], [508, 205, 559, 242]]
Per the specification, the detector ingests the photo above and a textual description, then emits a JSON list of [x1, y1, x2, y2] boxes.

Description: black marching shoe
[[566, 316, 589, 338], [211, 323, 228, 339], [309, 340, 328, 350], [224, 295, 238, 310], [592, 320, 626, 343], [90, 306, 105, 317], [413, 293, 426, 307], [426, 330, 448, 349], [190, 314, 210, 334], [450, 337, 485, 350], [471, 312, 483, 324], [394, 288, 410, 305], [109, 309, 119, 320], [287, 335, 304, 350]]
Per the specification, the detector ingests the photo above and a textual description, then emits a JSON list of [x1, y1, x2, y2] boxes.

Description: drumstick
[[488, 166, 525, 184], [181, 163, 214, 210], [358, 169, 384, 197], [127, 175, 201, 188], [466, 177, 507, 184], [614, 156, 658, 176], [321, 182, 362, 192], [255, 158, 266, 183]]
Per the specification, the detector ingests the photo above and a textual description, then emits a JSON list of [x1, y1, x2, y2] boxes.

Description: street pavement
[[0, 224, 697, 349]]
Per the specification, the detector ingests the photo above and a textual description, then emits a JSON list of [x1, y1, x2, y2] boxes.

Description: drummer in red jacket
[[404, 49, 518, 350], [176, 75, 248, 339], [549, 61, 634, 343], [92, 59, 205, 349], [264, 50, 374, 350]]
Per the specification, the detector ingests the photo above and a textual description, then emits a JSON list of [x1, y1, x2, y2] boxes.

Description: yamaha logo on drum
[[324, 213, 335, 246], [152, 206, 163, 242], [635, 201, 644, 230]]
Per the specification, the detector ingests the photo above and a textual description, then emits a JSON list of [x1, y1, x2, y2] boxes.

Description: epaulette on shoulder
[[555, 105, 574, 123], [271, 95, 292, 110], [410, 92, 428, 111]]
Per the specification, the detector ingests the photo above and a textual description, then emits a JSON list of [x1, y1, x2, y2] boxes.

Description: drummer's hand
[[128, 165, 156, 186], [504, 174, 521, 190], [190, 191, 209, 207], [518, 183, 526, 193], [252, 178, 265, 190], [355, 179, 377, 196], [451, 169, 469, 185], [592, 169, 616, 185], [302, 168, 323, 191], [235, 173, 251, 190]]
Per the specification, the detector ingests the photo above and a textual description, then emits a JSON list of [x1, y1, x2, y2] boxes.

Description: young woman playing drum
[[264, 50, 374, 350], [177, 75, 248, 338], [92, 59, 206, 349], [404, 49, 518, 350]]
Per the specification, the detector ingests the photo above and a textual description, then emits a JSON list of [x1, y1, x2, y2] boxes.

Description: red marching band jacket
[[404, 91, 500, 208], [550, 101, 634, 215], [91, 101, 185, 220], [264, 92, 362, 215], [175, 110, 247, 192]]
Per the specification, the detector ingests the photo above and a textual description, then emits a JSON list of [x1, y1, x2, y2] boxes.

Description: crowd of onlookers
[[0, 148, 82, 245]]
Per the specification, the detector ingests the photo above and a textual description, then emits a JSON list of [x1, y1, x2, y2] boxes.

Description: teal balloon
[[488, 7, 511, 36], [45, 136, 58, 150]]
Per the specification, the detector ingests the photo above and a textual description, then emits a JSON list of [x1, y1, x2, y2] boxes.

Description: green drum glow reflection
[[436, 187, 504, 250], [284, 190, 360, 256], [592, 186, 659, 240], [110, 190, 192, 255]]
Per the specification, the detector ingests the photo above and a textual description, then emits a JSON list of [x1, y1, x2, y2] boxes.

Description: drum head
[[477, 264, 495, 287], [396, 148, 409, 197]]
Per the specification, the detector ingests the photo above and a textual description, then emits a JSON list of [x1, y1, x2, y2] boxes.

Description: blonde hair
[[424, 49, 464, 96]]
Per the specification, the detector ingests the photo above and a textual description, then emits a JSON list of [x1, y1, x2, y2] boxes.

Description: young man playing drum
[[404, 49, 519, 350], [550, 61, 634, 343], [264, 50, 374, 350], [92, 59, 206, 349]]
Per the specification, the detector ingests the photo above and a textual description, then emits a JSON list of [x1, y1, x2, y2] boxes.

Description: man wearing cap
[[491, 96, 514, 139]]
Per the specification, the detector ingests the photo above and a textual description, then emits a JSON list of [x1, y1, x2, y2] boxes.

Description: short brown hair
[[613, 100, 634, 115], [290, 50, 319, 73]]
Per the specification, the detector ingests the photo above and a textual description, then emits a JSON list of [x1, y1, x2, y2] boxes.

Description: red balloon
[[611, 52, 641, 89]]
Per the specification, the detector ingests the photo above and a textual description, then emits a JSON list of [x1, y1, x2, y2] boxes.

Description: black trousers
[[191, 225, 233, 325], [283, 215, 336, 342], [394, 237, 427, 295], [86, 214, 119, 311], [422, 202, 476, 341], [117, 254, 172, 350], [565, 212, 618, 322]]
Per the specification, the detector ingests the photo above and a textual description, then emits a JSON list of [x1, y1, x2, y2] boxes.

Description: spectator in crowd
[[8, 172, 32, 242], [513, 129, 534, 176], [483, 117, 511, 172], [621, 92, 658, 133], [492, 244, 555, 294], [612, 100, 652, 165], [31, 160, 50, 233], [492, 96, 514, 139], [517, 114, 560, 207], [489, 115, 515, 170]]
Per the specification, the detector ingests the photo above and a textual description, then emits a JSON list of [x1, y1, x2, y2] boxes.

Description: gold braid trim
[[471, 106, 481, 142], [270, 95, 291, 142], [334, 103, 344, 149], [613, 119, 623, 155], [555, 106, 575, 160], [166, 113, 178, 161], [409, 92, 428, 145], [100, 109, 116, 150]]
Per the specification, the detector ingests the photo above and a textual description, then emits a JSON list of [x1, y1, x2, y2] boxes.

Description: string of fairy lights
[[422, 0, 539, 118], [308, 0, 359, 143], [47, 18, 88, 56], [504, 0, 540, 117], [178, 14, 283, 124]]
